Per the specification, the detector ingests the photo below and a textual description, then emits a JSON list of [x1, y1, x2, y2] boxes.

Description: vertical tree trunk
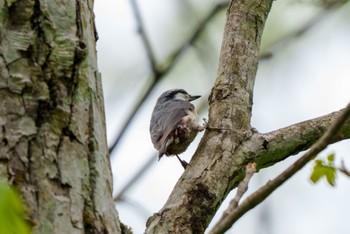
[[0, 0, 123, 233]]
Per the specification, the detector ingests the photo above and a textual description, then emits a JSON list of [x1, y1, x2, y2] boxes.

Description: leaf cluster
[[310, 154, 336, 186]]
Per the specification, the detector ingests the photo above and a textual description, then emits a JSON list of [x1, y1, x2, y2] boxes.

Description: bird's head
[[159, 89, 201, 103]]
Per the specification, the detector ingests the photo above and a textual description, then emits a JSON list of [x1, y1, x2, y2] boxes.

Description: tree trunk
[[0, 0, 123, 233], [145, 0, 350, 233]]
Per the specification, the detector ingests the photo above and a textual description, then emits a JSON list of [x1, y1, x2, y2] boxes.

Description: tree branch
[[221, 163, 256, 213], [260, 0, 345, 59], [129, 0, 157, 72], [339, 160, 350, 177], [235, 108, 350, 170], [209, 102, 350, 233]]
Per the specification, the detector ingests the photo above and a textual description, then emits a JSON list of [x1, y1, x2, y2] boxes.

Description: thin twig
[[227, 163, 256, 210], [209, 102, 350, 234], [339, 160, 350, 177], [130, 0, 157, 73], [113, 153, 156, 202], [108, 0, 158, 155], [162, 1, 229, 74], [260, 0, 344, 59]]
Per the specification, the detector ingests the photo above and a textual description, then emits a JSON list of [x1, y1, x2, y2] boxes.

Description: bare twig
[[209, 102, 350, 234], [208, 163, 256, 234], [339, 160, 350, 177], [129, 0, 157, 73], [260, 0, 344, 59], [113, 153, 156, 202], [227, 163, 256, 210]]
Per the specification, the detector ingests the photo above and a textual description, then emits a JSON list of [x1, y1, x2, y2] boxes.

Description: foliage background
[[94, 0, 350, 233]]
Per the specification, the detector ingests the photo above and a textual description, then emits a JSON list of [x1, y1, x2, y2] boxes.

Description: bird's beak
[[189, 95, 201, 102]]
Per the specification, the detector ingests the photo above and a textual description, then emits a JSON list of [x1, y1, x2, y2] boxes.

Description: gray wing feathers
[[150, 101, 194, 155]]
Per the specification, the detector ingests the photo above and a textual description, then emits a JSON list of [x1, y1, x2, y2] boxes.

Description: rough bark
[[0, 0, 123, 233], [145, 0, 350, 233]]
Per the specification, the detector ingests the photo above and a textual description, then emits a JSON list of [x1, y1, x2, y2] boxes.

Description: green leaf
[[327, 153, 335, 163], [310, 159, 336, 186], [0, 183, 31, 234]]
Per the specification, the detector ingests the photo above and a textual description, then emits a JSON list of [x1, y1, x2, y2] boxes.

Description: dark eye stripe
[[178, 89, 187, 94]]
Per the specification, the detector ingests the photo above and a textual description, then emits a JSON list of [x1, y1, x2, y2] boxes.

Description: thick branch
[[209, 102, 350, 233], [237, 108, 350, 169], [145, 0, 273, 233]]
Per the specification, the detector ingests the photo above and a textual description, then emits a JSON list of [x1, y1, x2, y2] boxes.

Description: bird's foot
[[178, 124, 191, 133], [195, 118, 208, 132]]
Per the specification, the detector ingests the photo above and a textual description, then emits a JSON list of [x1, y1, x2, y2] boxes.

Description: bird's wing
[[150, 101, 194, 155]]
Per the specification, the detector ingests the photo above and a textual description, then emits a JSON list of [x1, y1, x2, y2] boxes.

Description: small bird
[[150, 89, 205, 169]]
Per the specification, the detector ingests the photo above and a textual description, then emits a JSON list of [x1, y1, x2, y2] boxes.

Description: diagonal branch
[[235, 108, 350, 170], [339, 160, 350, 177], [260, 0, 345, 59], [209, 102, 350, 234], [225, 163, 256, 211], [129, 0, 157, 72]]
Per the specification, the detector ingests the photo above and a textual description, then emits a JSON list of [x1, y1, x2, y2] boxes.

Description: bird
[[149, 89, 205, 169]]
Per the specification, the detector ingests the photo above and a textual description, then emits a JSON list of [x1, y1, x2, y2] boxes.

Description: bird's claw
[[195, 118, 208, 132], [203, 118, 208, 128]]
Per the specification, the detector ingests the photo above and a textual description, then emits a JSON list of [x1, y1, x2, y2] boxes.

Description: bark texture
[[0, 0, 122, 233], [145, 0, 350, 233]]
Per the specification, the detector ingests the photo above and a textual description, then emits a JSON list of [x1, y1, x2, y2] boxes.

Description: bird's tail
[[158, 153, 164, 161]]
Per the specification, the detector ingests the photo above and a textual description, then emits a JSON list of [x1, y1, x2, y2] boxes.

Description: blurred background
[[94, 0, 350, 233]]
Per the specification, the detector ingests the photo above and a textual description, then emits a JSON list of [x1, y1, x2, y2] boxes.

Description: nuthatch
[[150, 89, 205, 169]]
